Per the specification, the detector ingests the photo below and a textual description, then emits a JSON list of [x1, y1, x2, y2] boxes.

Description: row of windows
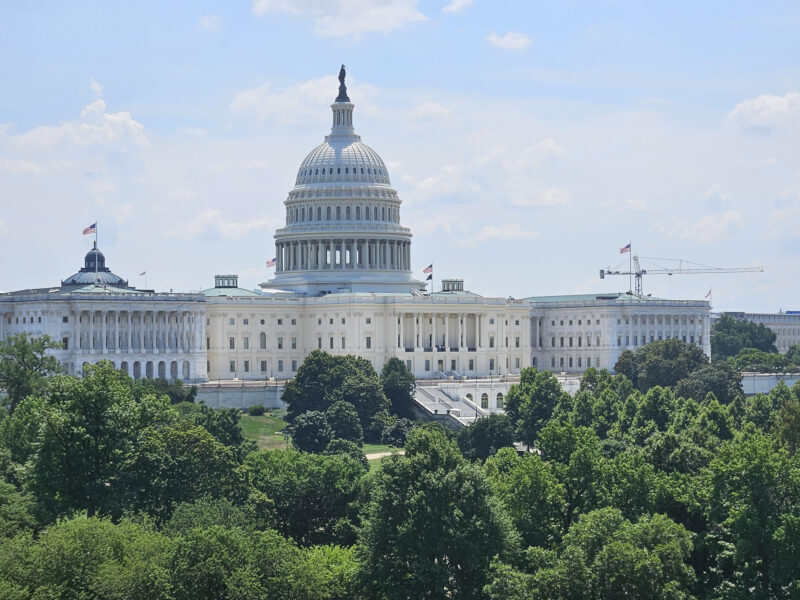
[[618, 333, 703, 346], [488, 336, 521, 348], [217, 317, 348, 326], [464, 392, 505, 410], [550, 356, 601, 369], [551, 335, 602, 348], [288, 204, 399, 224], [6, 316, 68, 324], [552, 318, 601, 326], [226, 359, 297, 374], [299, 166, 387, 178], [618, 316, 699, 325]]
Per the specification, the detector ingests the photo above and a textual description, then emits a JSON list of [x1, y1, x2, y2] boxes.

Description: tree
[[282, 352, 390, 435], [192, 403, 256, 460], [381, 357, 416, 418], [504, 368, 569, 445], [29, 361, 173, 519], [126, 422, 245, 522], [134, 377, 197, 404], [325, 401, 363, 445], [245, 449, 365, 546], [457, 413, 515, 462], [291, 411, 333, 453], [776, 398, 800, 455], [703, 434, 800, 598], [380, 417, 414, 447], [674, 362, 743, 405], [0, 333, 62, 415], [712, 314, 778, 360], [0, 481, 37, 539], [617, 338, 709, 392], [357, 427, 518, 600], [485, 447, 565, 548], [728, 347, 792, 373]]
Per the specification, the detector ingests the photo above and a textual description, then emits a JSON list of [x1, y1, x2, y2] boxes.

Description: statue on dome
[[336, 64, 350, 102]]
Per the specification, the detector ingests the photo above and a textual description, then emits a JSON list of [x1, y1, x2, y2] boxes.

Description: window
[[229, 318, 235, 325], [489, 358, 495, 371], [260, 333, 266, 349], [481, 393, 489, 409], [489, 318, 495, 325], [551, 357, 556, 368], [515, 358, 520, 369], [451, 359, 456, 370], [366, 336, 371, 349], [291, 319, 296, 325], [330, 337, 334, 349], [229, 337, 235, 350], [489, 336, 495, 348], [578, 336, 582, 347], [277, 337, 283, 349], [578, 320, 582, 325], [206, 337, 210, 349], [497, 392, 504, 409], [341, 318, 346, 324], [243, 318, 249, 325], [278, 360, 284, 372], [587, 357, 591, 368], [551, 337, 556, 347], [260, 319, 265, 325], [62, 316, 69, 323], [291, 337, 297, 350], [277, 319, 283, 325], [244, 360, 250, 373], [515, 320, 519, 326], [261, 360, 267, 372], [62, 337, 69, 350], [243, 337, 249, 350], [229, 360, 235, 372], [341, 337, 346, 349], [330, 318, 334, 324], [569, 320, 573, 326], [469, 359, 474, 370], [617, 336, 622, 346], [406, 360, 412, 370], [560, 357, 564, 368], [569, 337, 573, 347], [366, 317, 371, 324], [560, 337, 564, 347], [596, 336, 600, 347], [292, 360, 297, 371], [425, 360, 431, 371], [505, 337, 508, 347]]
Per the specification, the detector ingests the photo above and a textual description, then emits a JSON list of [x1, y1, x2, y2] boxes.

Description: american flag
[[619, 243, 631, 254], [266, 258, 277, 268], [422, 264, 433, 273], [83, 222, 97, 235], [705, 289, 712, 299]]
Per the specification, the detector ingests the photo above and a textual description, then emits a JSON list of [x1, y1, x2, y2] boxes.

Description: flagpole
[[629, 242, 632, 295], [95, 221, 99, 283]]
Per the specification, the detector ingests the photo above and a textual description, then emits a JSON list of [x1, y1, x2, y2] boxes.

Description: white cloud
[[176, 126, 208, 137], [728, 92, 800, 130], [459, 223, 538, 247], [174, 209, 275, 239], [704, 182, 730, 210], [511, 186, 570, 207], [409, 165, 481, 201], [662, 210, 743, 242], [197, 14, 223, 31], [510, 138, 567, 169], [230, 75, 379, 123], [18, 96, 149, 148], [442, 0, 472, 13], [251, 0, 426, 36], [89, 79, 103, 97], [487, 31, 531, 50], [0, 158, 43, 174], [410, 101, 451, 120]]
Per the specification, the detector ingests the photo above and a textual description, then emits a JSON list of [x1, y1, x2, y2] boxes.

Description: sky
[[0, 1, 798, 312]]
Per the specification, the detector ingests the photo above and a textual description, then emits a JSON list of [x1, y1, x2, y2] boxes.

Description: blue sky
[[1, 1, 799, 311]]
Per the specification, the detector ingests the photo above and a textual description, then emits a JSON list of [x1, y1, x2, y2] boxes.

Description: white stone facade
[[719, 311, 800, 354]]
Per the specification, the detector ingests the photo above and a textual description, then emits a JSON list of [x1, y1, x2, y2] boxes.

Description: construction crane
[[599, 254, 764, 296]]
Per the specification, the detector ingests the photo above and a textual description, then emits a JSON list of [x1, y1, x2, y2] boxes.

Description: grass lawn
[[239, 411, 404, 460], [239, 410, 290, 450]]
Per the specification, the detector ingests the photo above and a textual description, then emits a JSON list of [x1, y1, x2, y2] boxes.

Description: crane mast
[[600, 253, 763, 296]]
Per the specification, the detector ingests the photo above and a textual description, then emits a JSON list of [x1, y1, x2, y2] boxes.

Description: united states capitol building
[[0, 70, 711, 395]]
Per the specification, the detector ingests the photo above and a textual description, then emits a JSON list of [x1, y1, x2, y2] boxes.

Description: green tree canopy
[[712, 314, 778, 360], [674, 362, 743, 404], [380, 357, 416, 418], [0, 333, 62, 416], [325, 401, 363, 446], [357, 427, 518, 600], [291, 410, 333, 453], [615, 338, 709, 392], [457, 413, 515, 462], [504, 368, 569, 445]]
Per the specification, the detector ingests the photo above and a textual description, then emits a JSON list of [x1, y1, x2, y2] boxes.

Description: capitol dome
[[262, 66, 423, 296]]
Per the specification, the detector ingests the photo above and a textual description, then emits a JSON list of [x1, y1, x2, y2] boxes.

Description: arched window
[[346, 206, 351, 220], [382, 206, 386, 220], [345, 167, 348, 174], [365, 206, 370, 220], [327, 206, 331, 220], [336, 206, 341, 220], [466, 393, 473, 402], [361, 167, 364, 174], [301, 207, 305, 221], [481, 393, 489, 409], [496, 392, 504, 410], [374, 206, 378, 220], [260, 332, 266, 349], [356, 206, 361, 220]]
